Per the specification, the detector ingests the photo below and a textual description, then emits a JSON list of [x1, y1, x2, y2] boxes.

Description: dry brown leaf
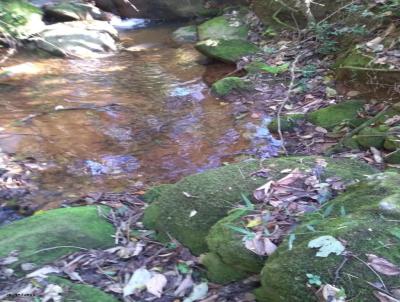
[[244, 234, 277, 256], [174, 274, 194, 297], [367, 254, 400, 276], [146, 273, 167, 298], [316, 284, 345, 302], [373, 291, 400, 302], [276, 168, 305, 186]]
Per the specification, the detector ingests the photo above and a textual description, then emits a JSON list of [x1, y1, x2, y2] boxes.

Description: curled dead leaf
[[367, 254, 400, 276]]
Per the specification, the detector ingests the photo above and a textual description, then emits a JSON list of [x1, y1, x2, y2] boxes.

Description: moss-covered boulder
[[257, 172, 400, 302], [211, 76, 250, 97], [195, 39, 259, 63], [172, 25, 198, 43], [354, 126, 386, 149], [48, 277, 119, 302], [198, 14, 248, 41], [143, 156, 376, 255], [307, 100, 365, 130], [0, 0, 45, 38], [0, 206, 114, 268], [202, 210, 265, 283]]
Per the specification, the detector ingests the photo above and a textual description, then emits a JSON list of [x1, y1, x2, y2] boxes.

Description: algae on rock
[[198, 15, 249, 41], [211, 76, 250, 97], [0, 206, 114, 268], [195, 39, 259, 63], [257, 172, 400, 302]]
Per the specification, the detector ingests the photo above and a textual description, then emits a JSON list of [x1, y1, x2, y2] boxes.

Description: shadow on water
[[0, 24, 280, 211]]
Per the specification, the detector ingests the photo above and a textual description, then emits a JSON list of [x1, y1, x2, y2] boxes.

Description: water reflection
[[0, 25, 279, 209]]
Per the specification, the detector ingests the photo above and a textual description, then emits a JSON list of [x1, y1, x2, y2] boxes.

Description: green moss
[[48, 277, 119, 302], [257, 173, 400, 302], [386, 149, 400, 164], [335, 48, 374, 68], [143, 157, 376, 255], [198, 15, 248, 41], [200, 252, 247, 283], [211, 77, 250, 97], [354, 127, 386, 149], [195, 39, 260, 63], [0, 0, 44, 38], [307, 100, 365, 130], [142, 184, 172, 203], [384, 134, 400, 151], [244, 61, 289, 74], [204, 210, 265, 283], [0, 206, 114, 268], [268, 114, 305, 133]]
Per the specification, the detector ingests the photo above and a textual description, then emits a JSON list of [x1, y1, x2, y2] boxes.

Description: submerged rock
[[32, 20, 118, 58], [211, 76, 250, 97], [195, 39, 259, 63], [172, 25, 198, 43], [256, 172, 400, 301], [142, 156, 376, 255], [0, 206, 114, 268]]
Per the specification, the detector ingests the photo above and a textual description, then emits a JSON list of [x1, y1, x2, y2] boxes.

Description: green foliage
[[306, 273, 322, 286]]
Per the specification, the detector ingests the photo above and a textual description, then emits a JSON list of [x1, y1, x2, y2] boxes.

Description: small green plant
[[306, 273, 322, 286]]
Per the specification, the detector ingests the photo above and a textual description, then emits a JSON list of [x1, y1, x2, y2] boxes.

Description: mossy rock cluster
[[268, 100, 366, 133], [0, 0, 45, 38], [0, 206, 115, 269], [143, 156, 376, 256], [211, 76, 250, 97], [256, 172, 400, 301], [198, 13, 249, 41]]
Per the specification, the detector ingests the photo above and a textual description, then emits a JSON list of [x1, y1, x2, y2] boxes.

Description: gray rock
[[172, 25, 198, 43], [32, 20, 119, 58]]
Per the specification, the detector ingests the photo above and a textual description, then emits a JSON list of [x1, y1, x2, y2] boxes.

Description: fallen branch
[[277, 53, 303, 154]]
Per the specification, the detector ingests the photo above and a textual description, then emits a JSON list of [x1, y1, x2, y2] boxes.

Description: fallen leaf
[[308, 236, 345, 257], [26, 266, 60, 278], [123, 267, 152, 297], [146, 273, 167, 298], [42, 284, 63, 302], [245, 235, 277, 256], [367, 254, 400, 276], [183, 282, 208, 302], [20, 263, 37, 271], [189, 210, 197, 218], [174, 274, 194, 297], [373, 291, 400, 302], [316, 284, 346, 302], [246, 217, 262, 228]]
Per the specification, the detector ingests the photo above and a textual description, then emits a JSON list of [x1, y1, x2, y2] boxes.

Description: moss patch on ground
[[143, 156, 376, 255], [307, 100, 366, 130], [48, 276, 119, 302], [0, 206, 114, 269], [257, 172, 400, 301], [195, 39, 259, 63]]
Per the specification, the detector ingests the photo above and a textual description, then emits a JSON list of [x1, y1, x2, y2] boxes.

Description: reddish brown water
[[0, 25, 273, 209]]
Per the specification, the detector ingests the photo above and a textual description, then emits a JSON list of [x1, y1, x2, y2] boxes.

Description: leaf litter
[[0, 193, 258, 302]]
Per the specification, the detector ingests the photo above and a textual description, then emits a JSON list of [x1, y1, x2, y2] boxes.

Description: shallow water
[[0, 24, 279, 209]]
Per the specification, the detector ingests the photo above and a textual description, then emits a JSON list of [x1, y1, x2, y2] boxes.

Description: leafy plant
[[306, 273, 322, 286]]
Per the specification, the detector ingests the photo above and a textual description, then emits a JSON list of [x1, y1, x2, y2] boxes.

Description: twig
[[317, 0, 357, 25], [276, 53, 303, 154], [334, 256, 349, 284], [30, 245, 90, 255]]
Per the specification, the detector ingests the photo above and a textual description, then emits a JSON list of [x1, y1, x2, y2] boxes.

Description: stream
[[0, 22, 279, 212]]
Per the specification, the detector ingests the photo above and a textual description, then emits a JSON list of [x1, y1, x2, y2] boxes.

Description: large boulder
[[94, 0, 247, 19], [0, 206, 115, 268], [32, 20, 118, 58], [142, 156, 376, 255], [0, 0, 45, 39], [256, 172, 400, 301], [42, 0, 111, 22]]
